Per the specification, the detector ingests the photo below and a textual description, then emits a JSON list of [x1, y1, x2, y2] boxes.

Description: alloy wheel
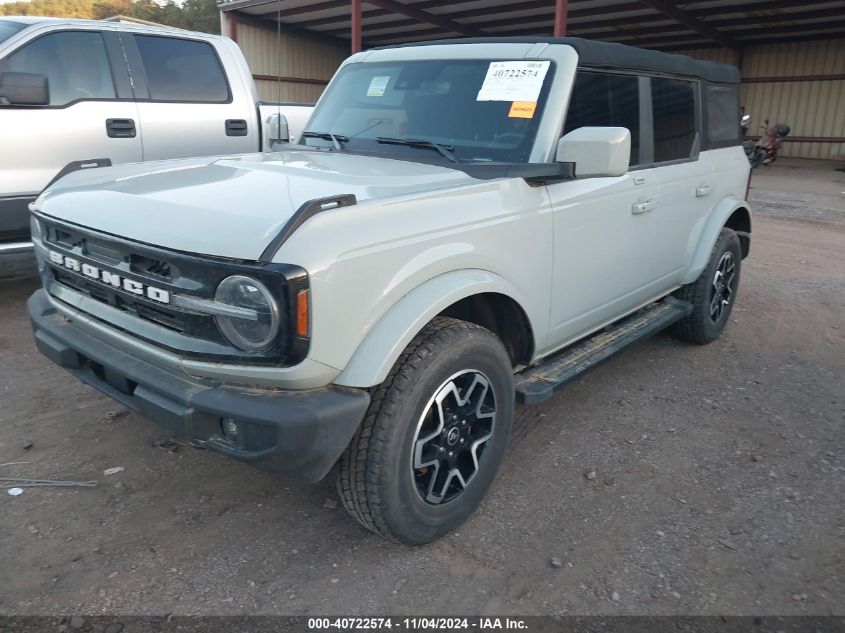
[[411, 369, 496, 505], [710, 251, 736, 322]]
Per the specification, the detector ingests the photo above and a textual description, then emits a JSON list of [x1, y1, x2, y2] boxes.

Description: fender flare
[[333, 269, 535, 389], [681, 196, 751, 285]]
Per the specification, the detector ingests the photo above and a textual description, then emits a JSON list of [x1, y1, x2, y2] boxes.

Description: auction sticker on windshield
[[476, 61, 550, 102], [367, 76, 391, 97]]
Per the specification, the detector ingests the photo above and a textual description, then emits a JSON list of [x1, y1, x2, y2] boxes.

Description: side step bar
[[515, 298, 693, 405]]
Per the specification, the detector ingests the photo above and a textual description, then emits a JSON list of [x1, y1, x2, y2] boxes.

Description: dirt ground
[[0, 159, 843, 616]]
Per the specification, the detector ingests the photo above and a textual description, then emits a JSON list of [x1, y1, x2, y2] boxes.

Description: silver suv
[[28, 38, 751, 544]]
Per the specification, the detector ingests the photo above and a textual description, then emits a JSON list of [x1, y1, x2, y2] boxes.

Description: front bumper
[[28, 289, 370, 482]]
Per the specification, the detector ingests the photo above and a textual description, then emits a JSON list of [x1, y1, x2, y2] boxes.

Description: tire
[[671, 228, 742, 345], [336, 317, 514, 544], [749, 149, 765, 168]]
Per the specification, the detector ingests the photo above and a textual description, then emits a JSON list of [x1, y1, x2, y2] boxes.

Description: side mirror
[[0, 71, 49, 106], [555, 126, 631, 178], [263, 112, 290, 150]]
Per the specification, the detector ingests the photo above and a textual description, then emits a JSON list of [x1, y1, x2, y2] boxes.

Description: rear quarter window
[[135, 35, 229, 103], [706, 84, 740, 144]]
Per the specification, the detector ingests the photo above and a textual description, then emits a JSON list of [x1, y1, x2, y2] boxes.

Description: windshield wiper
[[301, 130, 349, 151], [375, 137, 461, 164]]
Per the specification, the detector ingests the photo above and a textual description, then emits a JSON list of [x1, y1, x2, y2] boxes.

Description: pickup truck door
[[121, 32, 257, 161], [0, 28, 141, 242]]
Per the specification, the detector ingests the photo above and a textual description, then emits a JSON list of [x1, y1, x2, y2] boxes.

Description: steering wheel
[[73, 88, 95, 99], [492, 132, 524, 145]]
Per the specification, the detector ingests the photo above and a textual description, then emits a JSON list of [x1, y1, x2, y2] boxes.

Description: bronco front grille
[[36, 215, 310, 365]]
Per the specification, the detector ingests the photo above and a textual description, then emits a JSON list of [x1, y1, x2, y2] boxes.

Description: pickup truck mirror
[[264, 112, 290, 149], [555, 126, 630, 178], [0, 71, 49, 106]]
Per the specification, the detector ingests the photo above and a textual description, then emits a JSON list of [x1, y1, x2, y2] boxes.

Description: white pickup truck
[[0, 17, 312, 254]]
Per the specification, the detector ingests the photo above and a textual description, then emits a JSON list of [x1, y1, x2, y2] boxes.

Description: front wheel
[[749, 148, 765, 168], [671, 228, 742, 345], [336, 317, 514, 544]]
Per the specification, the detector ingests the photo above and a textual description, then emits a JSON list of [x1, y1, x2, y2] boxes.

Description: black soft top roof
[[381, 36, 741, 84]]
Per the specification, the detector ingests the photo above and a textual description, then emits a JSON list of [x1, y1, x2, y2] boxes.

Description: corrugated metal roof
[[218, 0, 845, 51]]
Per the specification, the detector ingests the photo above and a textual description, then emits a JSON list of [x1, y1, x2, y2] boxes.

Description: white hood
[[35, 150, 477, 260]]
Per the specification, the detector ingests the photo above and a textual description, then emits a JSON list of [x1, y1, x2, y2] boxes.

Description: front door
[[545, 71, 662, 350], [0, 28, 141, 240]]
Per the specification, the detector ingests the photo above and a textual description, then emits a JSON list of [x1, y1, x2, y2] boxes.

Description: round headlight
[[214, 275, 280, 352]]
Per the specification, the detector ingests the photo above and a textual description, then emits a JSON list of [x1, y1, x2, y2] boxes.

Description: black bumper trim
[[28, 289, 369, 482]]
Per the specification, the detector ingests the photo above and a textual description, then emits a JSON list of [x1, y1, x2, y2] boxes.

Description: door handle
[[633, 176, 647, 186], [106, 118, 136, 138], [225, 119, 248, 137], [632, 197, 659, 215], [695, 184, 713, 197]]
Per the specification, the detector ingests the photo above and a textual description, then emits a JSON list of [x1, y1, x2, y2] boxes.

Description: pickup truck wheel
[[671, 228, 742, 344], [336, 317, 514, 544]]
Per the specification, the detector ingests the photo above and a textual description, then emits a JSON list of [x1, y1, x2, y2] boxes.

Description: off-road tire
[[336, 317, 514, 545], [671, 228, 742, 344]]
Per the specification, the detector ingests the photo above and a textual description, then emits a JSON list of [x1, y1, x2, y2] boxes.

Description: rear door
[[646, 76, 710, 282], [0, 27, 141, 240], [122, 32, 256, 161]]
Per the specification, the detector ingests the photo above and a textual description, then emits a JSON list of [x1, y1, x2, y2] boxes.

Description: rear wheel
[[671, 228, 742, 344], [336, 317, 514, 544]]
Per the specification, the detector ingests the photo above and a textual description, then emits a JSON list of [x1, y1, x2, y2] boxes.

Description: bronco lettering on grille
[[48, 250, 171, 304]]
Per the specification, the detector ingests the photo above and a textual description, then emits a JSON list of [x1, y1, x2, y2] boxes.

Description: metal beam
[[224, 11, 350, 48], [321, 1, 648, 36], [743, 73, 845, 84], [351, 0, 362, 53], [362, 0, 485, 37], [554, 0, 568, 37], [294, 0, 443, 29], [637, 0, 739, 51], [361, 4, 845, 43], [620, 18, 845, 46]]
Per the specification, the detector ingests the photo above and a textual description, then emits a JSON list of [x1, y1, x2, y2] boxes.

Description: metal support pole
[[554, 0, 568, 37], [351, 0, 362, 53]]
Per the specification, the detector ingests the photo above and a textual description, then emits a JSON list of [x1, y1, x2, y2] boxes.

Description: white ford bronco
[[28, 37, 751, 544]]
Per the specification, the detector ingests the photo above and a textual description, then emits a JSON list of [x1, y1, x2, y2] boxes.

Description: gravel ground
[[0, 159, 842, 616]]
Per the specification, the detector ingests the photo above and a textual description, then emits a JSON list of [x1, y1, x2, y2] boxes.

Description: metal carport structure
[[217, 0, 845, 159]]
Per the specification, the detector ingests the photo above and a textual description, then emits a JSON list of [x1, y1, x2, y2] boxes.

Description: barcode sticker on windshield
[[367, 76, 390, 97], [477, 61, 550, 102]]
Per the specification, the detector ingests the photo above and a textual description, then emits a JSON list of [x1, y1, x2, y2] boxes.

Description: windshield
[[302, 59, 554, 164], [0, 20, 25, 46]]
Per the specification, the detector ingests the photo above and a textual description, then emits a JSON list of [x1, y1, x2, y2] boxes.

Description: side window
[[706, 84, 740, 144], [135, 35, 229, 103], [0, 31, 114, 106], [651, 77, 698, 162], [563, 71, 640, 166]]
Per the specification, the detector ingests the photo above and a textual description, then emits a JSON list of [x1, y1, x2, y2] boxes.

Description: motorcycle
[[750, 119, 790, 168], [741, 113, 754, 160]]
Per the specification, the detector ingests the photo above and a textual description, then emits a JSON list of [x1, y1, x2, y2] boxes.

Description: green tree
[[0, 0, 221, 34]]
